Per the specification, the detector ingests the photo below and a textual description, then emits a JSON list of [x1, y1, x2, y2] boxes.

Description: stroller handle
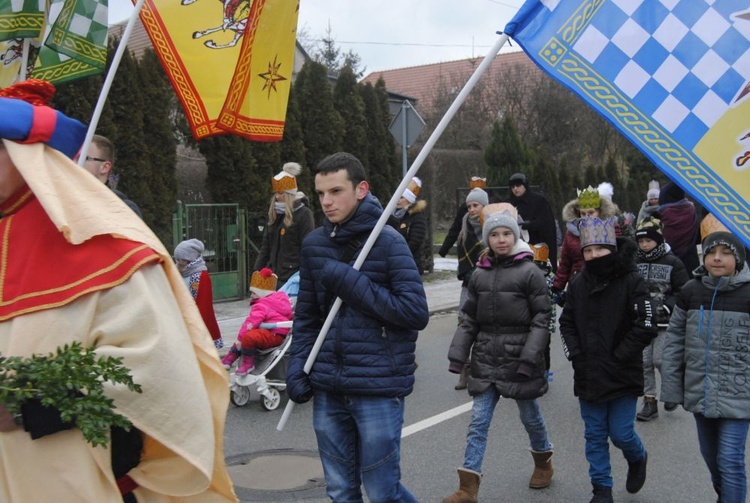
[[258, 321, 293, 329]]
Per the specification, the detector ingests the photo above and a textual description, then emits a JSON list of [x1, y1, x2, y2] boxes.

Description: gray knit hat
[[466, 188, 489, 207], [702, 231, 746, 272], [174, 238, 204, 261], [482, 203, 520, 246]]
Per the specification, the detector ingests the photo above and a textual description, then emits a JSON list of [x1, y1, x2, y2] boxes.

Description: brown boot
[[454, 364, 470, 390], [529, 450, 554, 489], [441, 468, 481, 503]]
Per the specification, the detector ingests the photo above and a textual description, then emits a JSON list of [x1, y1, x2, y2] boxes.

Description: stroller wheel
[[261, 387, 281, 411], [230, 385, 251, 407]]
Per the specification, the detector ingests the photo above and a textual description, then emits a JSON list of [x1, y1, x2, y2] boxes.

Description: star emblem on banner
[[259, 55, 287, 98]]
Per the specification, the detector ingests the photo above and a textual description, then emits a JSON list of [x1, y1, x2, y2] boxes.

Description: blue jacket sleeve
[[320, 237, 429, 331], [285, 252, 318, 404]]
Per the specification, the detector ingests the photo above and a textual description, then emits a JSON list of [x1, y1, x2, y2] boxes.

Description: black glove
[[20, 398, 75, 440], [551, 288, 566, 308]]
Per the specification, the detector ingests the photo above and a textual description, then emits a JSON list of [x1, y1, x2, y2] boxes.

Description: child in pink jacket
[[222, 268, 293, 375]]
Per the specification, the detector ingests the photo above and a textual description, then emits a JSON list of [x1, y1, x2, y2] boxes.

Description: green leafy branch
[[0, 342, 142, 447]]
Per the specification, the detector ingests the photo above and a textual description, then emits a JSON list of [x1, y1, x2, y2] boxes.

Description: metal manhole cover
[[227, 449, 326, 501]]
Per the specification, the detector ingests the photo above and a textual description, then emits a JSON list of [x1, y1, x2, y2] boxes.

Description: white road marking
[[402, 402, 473, 438]]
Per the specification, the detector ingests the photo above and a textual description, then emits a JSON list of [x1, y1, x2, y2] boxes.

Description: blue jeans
[[694, 413, 750, 503], [579, 396, 646, 487], [312, 391, 418, 503], [463, 387, 553, 473]]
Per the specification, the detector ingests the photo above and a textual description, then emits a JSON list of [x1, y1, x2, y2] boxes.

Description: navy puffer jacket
[[286, 193, 429, 402]]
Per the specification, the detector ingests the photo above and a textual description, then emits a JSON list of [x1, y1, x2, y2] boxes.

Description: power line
[[310, 39, 496, 49]]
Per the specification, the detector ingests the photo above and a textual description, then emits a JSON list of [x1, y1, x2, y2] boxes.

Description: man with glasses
[[81, 134, 142, 217]]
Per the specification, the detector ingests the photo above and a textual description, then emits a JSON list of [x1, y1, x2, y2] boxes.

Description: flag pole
[[77, 0, 146, 166], [19, 39, 31, 81], [277, 32, 511, 431]]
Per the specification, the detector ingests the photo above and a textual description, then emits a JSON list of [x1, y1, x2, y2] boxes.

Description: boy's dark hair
[[315, 152, 367, 187]]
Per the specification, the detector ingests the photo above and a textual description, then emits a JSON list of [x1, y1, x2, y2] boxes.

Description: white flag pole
[[18, 39, 31, 81], [277, 32, 510, 431], [77, 0, 146, 166]]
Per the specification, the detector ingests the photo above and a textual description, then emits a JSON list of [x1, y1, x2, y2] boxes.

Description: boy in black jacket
[[560, 217, 657, 503], [633, 216, 689, 421]]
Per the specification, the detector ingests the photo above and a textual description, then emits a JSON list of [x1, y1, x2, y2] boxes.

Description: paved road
[[222, 308, 725, 503]]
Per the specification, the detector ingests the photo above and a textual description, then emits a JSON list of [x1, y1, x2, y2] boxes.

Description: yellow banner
[[137, 0, 299, 141]]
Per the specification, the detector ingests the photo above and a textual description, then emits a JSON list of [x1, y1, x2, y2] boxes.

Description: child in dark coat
[[559, 217, 657, 503], [443, 203, 553, 503], [633, 216, 689, 421]]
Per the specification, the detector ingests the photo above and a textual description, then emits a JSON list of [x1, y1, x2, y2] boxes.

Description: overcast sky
[[108, 0, 525, 75]]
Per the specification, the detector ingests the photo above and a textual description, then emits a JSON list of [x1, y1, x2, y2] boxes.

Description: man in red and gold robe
[[0, 80, 237, 502]]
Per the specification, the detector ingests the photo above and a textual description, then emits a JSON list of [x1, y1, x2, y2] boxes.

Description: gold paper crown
[[577, 186, 600, 209], [250, 268, 278, 296], [532, 243, 549, 263], [407, 178, 421, 197], [272, 173, 297, 193], [469, 177, 487, 189]]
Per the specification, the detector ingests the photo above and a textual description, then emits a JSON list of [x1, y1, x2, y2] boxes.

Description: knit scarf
[[637, 242, 668, 262], [274, 202, 286, 214]]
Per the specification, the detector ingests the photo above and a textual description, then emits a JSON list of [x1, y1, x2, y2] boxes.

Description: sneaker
[[626, 452, 648, 494], [236, 356, 255, 375], [214, 338, 224, 350], [664, 402, 678, 412], [590, 484, 613, 503], [636, 397, 658, 421]]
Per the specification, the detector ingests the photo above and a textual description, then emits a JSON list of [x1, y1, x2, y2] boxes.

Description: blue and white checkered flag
[[505, 0, 750, 248]]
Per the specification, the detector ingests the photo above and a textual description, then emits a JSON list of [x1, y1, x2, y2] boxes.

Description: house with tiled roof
[[361, 50, 540, 118]]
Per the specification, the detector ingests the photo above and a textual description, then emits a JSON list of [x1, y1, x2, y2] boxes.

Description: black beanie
[[509, 172, 529, 188], [702, 232, 746, 273], [658, 181, 685, 205]]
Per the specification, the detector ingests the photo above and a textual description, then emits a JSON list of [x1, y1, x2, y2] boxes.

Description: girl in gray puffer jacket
[[443, 203, 553, 503], [661, 231, 750, 503]]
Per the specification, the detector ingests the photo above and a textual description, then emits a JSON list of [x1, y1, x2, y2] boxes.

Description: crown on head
[[579, 217, 617, 249], [577, 186, 600, 209], [272, 173, 297, 193], [250, 267, 278, 295], [532, 243, 549, 262], [469, 177, 487, 189]]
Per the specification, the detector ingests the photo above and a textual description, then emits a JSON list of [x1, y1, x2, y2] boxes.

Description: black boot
[[590, 484, 613, 503], [636, 397, 658, 421], [626, 452, 648, 494]]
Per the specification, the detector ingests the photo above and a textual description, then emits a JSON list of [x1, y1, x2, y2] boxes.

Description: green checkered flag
[[33, 0, 108, 84], [0, 0, 45, 41]]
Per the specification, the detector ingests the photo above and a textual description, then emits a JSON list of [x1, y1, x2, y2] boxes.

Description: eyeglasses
[[85, 156, 108, 163]]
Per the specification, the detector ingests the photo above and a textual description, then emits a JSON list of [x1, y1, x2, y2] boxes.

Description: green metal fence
[[173, 203, 247, 301]]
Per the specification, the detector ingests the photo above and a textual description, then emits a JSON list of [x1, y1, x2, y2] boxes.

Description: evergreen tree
[[107, 45, 154, 226], [484, 115, 533, 188], [333, 66, 368, 169], [534, 154, 562, 221], [583, 164, 601, 187], [360, 79, 399, 202], [198, 136, 259, 210], [139, 49, 178, 245], [296, 61, 343, 184], [279, 84, 309, 196]]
